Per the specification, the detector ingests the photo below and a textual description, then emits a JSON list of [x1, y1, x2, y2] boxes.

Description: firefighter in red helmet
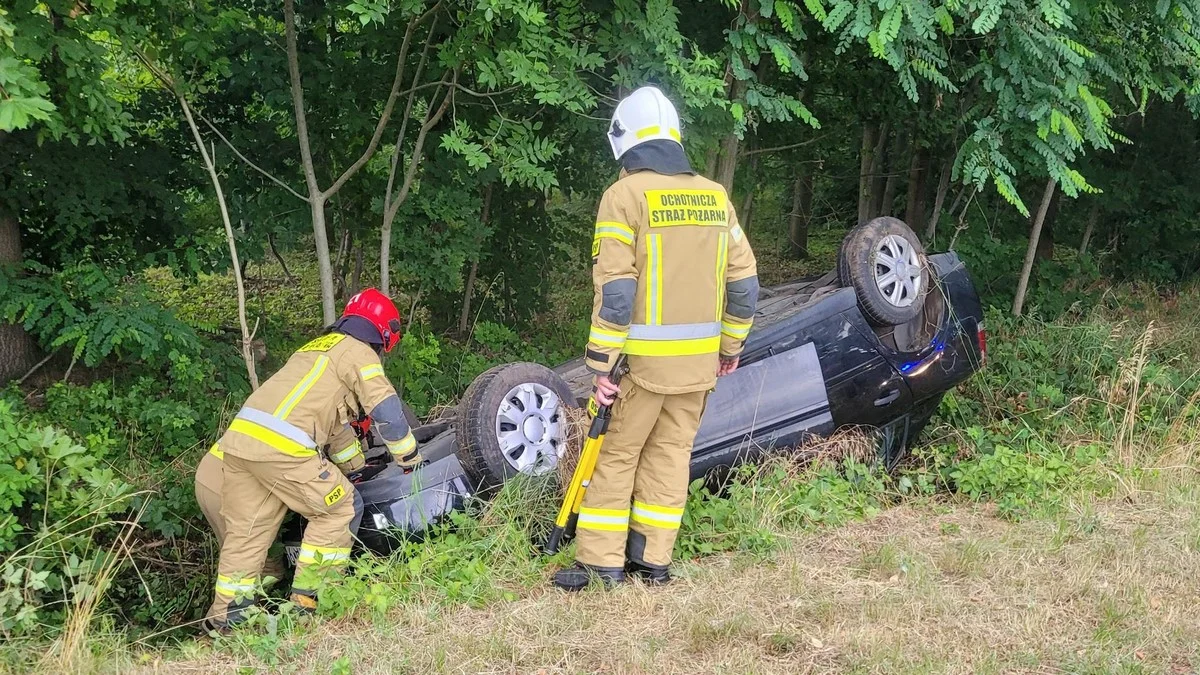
[[201, 288, 419, 632]]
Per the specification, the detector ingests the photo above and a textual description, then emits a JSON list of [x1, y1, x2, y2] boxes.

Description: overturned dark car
[[290, 218, 986, 558]]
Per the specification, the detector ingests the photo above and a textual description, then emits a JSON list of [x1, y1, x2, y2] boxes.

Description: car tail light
[[976, 320, 987, 366]]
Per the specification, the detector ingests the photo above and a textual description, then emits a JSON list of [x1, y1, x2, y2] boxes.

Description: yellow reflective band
[[716, 231, 729, 320], [646, 189, 729, 228], [215, 575, 257, 597], [624, 335, 721, 357], [297, 544, 351, 565], [578, 506, 630, 532], [274, 356, 330, 420], [646, 234, 663, 325], [589, 325, 628, 349], [721, 320, 752, 339], [632, 501, 684, 517], [360, 364, 385, 381], [631, 501, 685, 529], [228, 419, 317, 457], [594, 221, 635, 245], [330, 440, 362, 464], [388, 433, 417, 457], [208, 443, 224, 461], [634, 125, 680, 141]]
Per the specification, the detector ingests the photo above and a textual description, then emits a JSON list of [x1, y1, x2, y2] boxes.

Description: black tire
[[454, 362, 576, 487], [838, 217, 930, 327]]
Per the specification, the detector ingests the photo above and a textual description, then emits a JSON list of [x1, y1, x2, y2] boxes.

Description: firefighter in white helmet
[[553, 86, 759, 590]]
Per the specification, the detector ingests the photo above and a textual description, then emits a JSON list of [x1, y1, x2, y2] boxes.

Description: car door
[[820, 307, 915, 428]]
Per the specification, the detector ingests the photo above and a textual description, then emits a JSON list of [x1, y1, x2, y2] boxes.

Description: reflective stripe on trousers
[[578, 506, 630, 532], [631, 500, 685, 530], [214, 574, 257, 598], [297, 543, 351, 565]]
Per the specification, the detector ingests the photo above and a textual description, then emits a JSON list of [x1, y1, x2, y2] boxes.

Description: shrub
[[0, 400, 136, 637]]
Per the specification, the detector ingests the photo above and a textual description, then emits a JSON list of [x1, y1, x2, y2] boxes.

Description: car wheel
[[838, 217, 930, 327], [454, 362, 576, 487]]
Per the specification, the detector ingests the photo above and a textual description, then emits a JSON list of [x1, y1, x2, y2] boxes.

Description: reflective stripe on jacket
[[585, 170, 759, 394], [219, 333, 412, 461]]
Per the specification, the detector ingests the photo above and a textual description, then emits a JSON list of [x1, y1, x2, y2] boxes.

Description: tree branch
[[198, 115, 308, 202], [321, 2, 442, 199], [386, 72, 455, 223], [284, 0, 320, 197], [383, 26, 439, 220], [742, 134, 830, 157]]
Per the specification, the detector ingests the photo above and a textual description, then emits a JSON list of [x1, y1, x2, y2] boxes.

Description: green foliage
[[0, 262, 205, 369], [0, 400, 135, 637]]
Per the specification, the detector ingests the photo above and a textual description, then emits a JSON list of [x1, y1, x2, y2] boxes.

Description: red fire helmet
[[342, 288, 403, 352]]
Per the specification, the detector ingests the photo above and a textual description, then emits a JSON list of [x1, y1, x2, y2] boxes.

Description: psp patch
[[298, 332, 347, 353], [645, 189, 728, 228], [323, 484, 346, 506]]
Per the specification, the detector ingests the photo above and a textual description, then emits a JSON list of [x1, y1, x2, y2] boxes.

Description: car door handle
[[874, 388, 902, 407]]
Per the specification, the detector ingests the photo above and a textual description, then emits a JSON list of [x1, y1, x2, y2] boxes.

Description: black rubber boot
[[626, 560, 673, 586], [199, 617, 232, 636], [552, 563, 626, 591]]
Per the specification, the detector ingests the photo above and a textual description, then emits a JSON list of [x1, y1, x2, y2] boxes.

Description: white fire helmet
[[607, 86, 683, 160]]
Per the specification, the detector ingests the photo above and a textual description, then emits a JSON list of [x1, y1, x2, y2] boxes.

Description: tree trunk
[[857, 124, 877, 225], [178, 94, 260, 390], [350, 242, 364, 296], [1012, 178, 1058, 317], [459, 183, 493, 334], [738, 150, 758, 236], [704, 147, 719, 179], [877, 132, 903, 216], [867, 122, 891, 220], [0, 210, 39, 384], [788, 172, 814, 259], [904, 148, 926, 227], [285, 0, 336, 324], [1079, 202, 1099, 255], [715, 79, 746, 193], [924, 160, 952, 242], [1035, 189, 1061, 261]]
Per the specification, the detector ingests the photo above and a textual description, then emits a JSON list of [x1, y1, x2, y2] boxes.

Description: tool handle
[[543, 513, 578, 555], [587, 355, 628, 438]]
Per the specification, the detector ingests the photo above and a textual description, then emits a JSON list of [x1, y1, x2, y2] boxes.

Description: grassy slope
[[136, 490, 1200, 674]]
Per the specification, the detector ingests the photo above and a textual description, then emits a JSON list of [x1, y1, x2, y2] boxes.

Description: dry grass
[[130, 487, 1200, 675]]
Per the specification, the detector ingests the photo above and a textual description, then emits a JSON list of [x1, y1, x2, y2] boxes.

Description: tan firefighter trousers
[[205, 452, 356, 623], [574, 379, 707, 569], [194, 446, 293, 583]]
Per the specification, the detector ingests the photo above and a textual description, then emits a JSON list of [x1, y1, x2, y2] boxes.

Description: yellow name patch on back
[[324, 485, 346, 506], [646, 189, 728, 228], [298, 333, 347, 353]]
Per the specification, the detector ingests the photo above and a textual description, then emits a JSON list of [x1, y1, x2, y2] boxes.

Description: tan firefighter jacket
[[585, 170, 759, 394], [217, 332, 417, 465]]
